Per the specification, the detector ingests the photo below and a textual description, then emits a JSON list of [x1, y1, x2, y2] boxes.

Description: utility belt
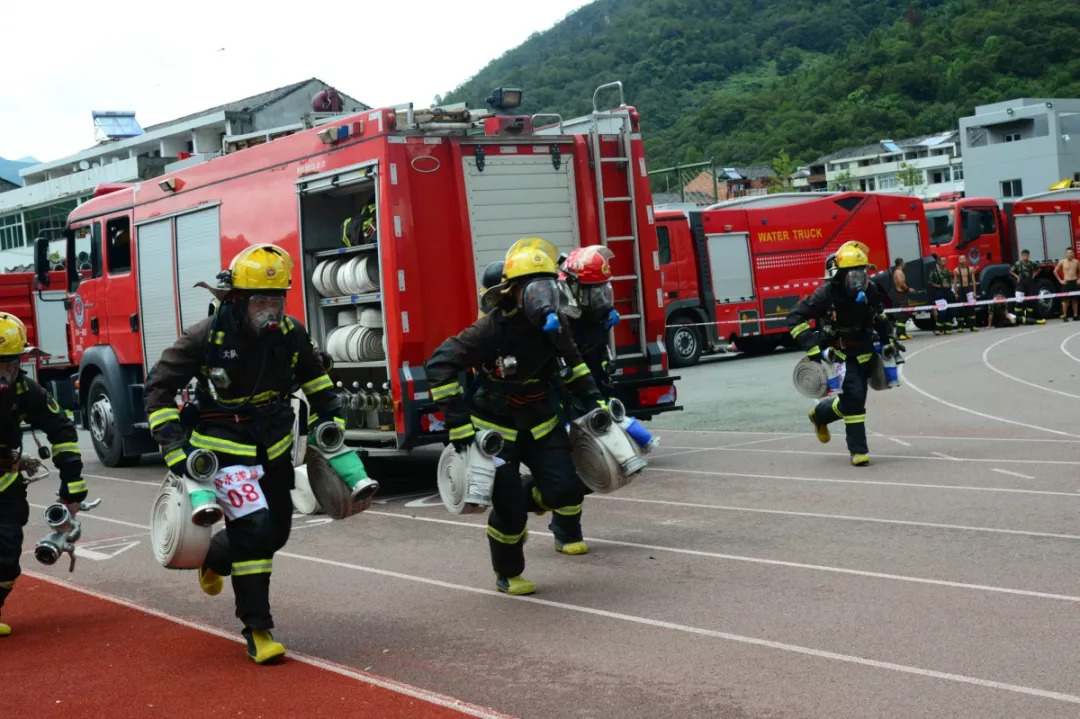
[[468, 373, 561, 417]]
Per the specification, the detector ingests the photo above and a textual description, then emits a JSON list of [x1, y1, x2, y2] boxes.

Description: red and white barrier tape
[[663, 290, 1080, 329]]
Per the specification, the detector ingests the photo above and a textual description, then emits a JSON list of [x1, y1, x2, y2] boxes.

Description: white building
[[1, 78, 368, 270], [792, 131, 965, 198], [959, 98, 1080, 201]]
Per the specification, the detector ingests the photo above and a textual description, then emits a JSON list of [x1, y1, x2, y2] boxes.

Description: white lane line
[[982, 332, 1080, 400], [643, 467, 1073, 497], [716, 434, 802, 449], [23, 571, 516, 719], [869, 430, 912, 448], [650, 445, 1080, 466], [29, 503, 150, 530], [991, 468, 1036, 481], [898, 335, 1080, 439], [366, 510, 1080, 603], [655, 428, 1078, 443], [592, 495, 1080, 541], [43, 508, 1080, 705], [1061, 331, 1080, 364], [83, 472, 159, 486]]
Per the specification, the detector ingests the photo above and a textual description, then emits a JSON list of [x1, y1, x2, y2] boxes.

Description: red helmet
[[560, 245, 614, 284]]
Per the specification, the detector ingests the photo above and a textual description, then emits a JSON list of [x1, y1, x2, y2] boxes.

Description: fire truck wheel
[[1032, 277, 1057, 319], [87, 375, 139, 468], [666, 321, 702, 368]]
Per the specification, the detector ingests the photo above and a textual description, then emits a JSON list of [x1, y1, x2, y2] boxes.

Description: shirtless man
[[1054, 247, 1078, 321], [890, 258, 914, 340]]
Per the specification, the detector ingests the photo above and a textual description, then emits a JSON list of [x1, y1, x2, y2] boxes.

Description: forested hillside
[[442, 0, 1080, 168]]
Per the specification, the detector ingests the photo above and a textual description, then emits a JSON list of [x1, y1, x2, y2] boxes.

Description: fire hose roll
[[568, 409, 645, 494], [150, 473, 214, 569], [792, 357, 832, 399], [290, 464, 323, 515]]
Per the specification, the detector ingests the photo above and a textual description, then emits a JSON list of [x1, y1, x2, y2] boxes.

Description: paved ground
[[8, 321, 1080, 718]]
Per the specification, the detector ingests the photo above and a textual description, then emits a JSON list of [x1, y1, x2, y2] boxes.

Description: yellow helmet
[[835, 241, 870, 269], [227, 244, 293, 291], [502, 236, 560, 282], [0, 312, 28, 359]]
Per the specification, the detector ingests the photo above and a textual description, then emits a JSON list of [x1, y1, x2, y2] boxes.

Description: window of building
[[859, 178, 876, 191], [953, 165, 964, 181], [1073, 172, 1079, 183], [1004, 133, 1021, 143], [878, 175, 898, 190], [23, 200, 78, 245], [0, 213, 25, 252], [105, 216, 131, 274], [1001, 179, 1023, 197], [931, 170, 947, 184], [657, 226, 671, 265]]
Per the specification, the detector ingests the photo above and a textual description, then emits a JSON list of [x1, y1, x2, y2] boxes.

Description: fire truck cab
[[32, 82, 680, 468]]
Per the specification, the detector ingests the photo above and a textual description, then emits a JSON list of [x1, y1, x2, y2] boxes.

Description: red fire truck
[[31, 82, 680, 467], [656, 191, 932, 366], [0, 270, 77, 397], [923, 188, 1080, 319]]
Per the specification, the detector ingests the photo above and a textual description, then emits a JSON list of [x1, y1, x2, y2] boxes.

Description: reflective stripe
[[806, 346, 821, 357], [266, 433, 294, 461], [554, 504, 582, 516], [291, 352, 298, 368], [564, 363, 590, 384], [215, 390, 280, 406], [857, 353, 874, 364], [449, 424, 476, 441], [232, 559, 273, 576], [16, 381, 26, 394], [531, 415, 559, 440], [164, 448, 187, 467], [51, 442, 81, 455], [308, 414, 345, 429], [843, 414, 866, 424], [300, 374, 333, 395], [470, 417, 517, 442], [431, 382, 462, 401], [148, 407, 180, 429], [834, 349, 847, 361], [212, 331, 225, 345], [831, 396, 844, 418], [0, 471, 19, 492], [190, 432, 258, 457], [790, 322, 810, 338], [486, 525, 527, 545], [282, 318, 294, 334], [65, 479, 88, 494], [531, 486, 553, 512]]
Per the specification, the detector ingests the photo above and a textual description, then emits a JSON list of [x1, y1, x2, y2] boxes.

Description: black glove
[[890, 338, 907, 353], [163, 443, 193, 478]]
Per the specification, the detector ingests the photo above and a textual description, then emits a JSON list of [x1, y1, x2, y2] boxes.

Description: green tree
[[897, 162, 924, 195], [768, 149, 797, 193]]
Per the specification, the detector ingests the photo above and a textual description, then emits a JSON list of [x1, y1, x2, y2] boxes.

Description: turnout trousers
[[486, 425, 585, 579], [201, 450, 295, 631], [0, 481, 29, 617], [812, 353, 873, 454]]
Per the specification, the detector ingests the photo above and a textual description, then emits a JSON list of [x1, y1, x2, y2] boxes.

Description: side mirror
[[33, 237, 51, 289]]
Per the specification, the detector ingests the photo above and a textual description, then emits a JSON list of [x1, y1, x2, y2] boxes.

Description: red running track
[[2, 573, 514, 719]]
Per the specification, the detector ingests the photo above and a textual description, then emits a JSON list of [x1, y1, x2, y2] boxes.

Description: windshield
[[926, 209, 955, 246]]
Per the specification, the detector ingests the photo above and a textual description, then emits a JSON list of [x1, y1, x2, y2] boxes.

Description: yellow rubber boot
[[554, 539, 589, 555], [244, 629, 286, 664], [851, 453, 871, 466], [0, 622, 10, 636], [495, 575, 536, 595], [198, 567, 224, 597], [809, 409, 830, 444]]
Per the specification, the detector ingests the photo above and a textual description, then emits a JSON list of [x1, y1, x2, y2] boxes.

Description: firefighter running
[[0, 312, 87, 637], [143, 244, 351, 664], [426, 237, 606, 594], [786, 241, 901, 466]]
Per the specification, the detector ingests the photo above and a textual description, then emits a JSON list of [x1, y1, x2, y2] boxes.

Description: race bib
[[1015, 291, 1025, 302], [211, 464, 268, 521], [966, 292, 976, 304], [935, 299, 948, 310]]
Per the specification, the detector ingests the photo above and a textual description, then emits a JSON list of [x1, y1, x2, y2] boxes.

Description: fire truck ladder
[[589, 82, 647, 362]]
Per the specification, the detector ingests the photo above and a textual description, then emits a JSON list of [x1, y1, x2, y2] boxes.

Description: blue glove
[[542, 312, 560, 333], [604, 309, 620, 328]]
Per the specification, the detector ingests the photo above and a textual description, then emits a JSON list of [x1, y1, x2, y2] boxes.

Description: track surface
[[8, 322, 1080, 718]]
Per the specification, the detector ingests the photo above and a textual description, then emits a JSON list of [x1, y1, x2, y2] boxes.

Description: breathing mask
[[576, 282, 615, 322], [518, 278, 561, 333], [245, 293, 286, 334], [843, 268, 869, 304], [0, 358, 20, 392]]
